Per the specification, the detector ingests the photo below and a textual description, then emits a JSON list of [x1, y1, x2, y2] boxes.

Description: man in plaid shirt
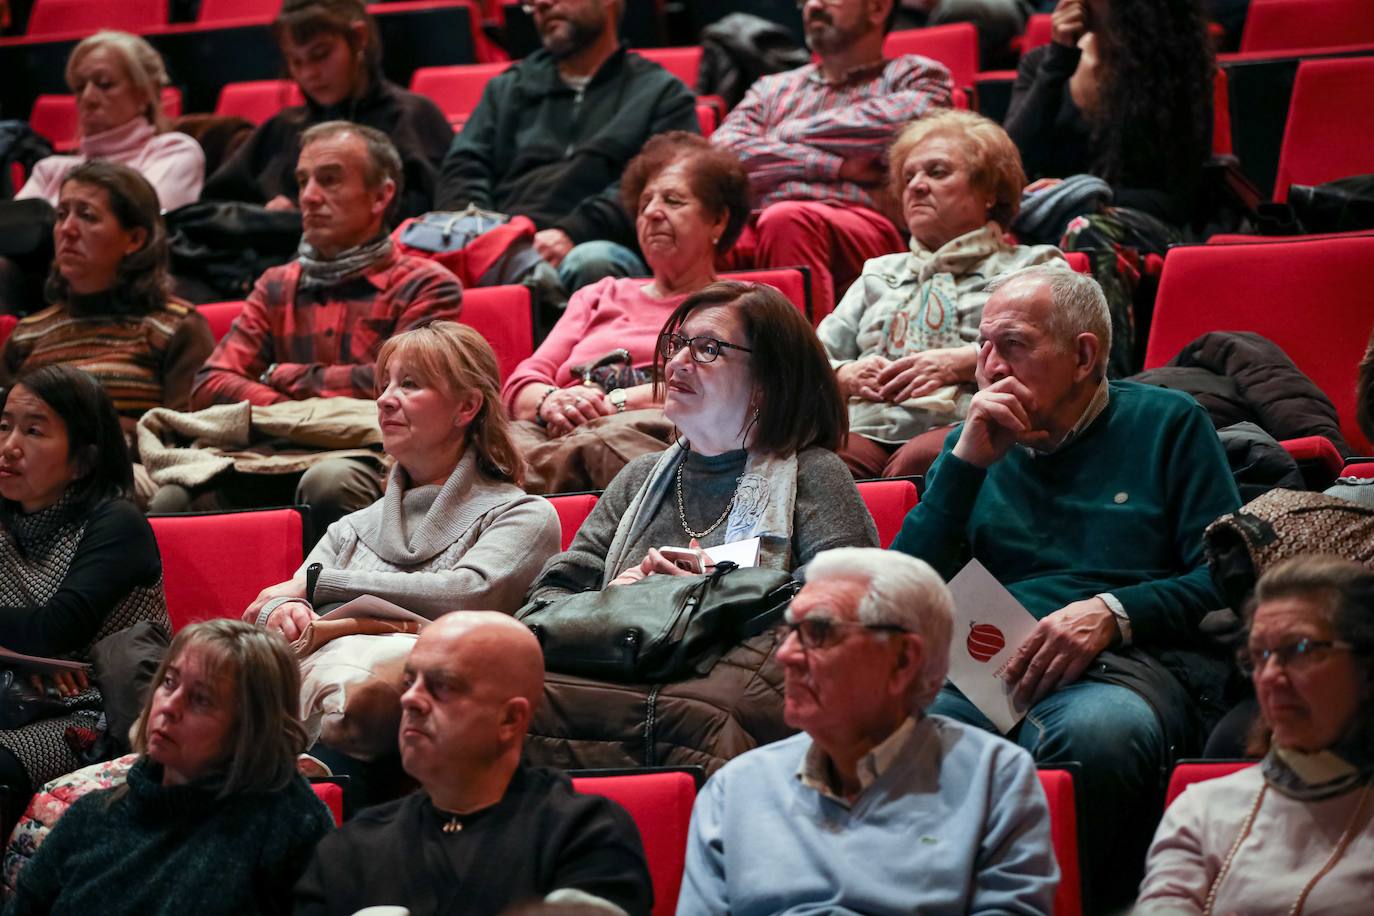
[[171, 122, 462, 528], [713, 0, 954, 319]]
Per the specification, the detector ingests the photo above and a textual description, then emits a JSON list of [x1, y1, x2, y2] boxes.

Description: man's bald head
[[424, 611, 545, 710]]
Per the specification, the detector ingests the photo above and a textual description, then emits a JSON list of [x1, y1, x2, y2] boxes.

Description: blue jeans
[[930, 679, 1166, 910], [557, 240, 648, 293]]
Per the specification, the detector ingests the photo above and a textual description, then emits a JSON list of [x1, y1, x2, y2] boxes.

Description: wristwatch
[[607, 388, 628, 413]]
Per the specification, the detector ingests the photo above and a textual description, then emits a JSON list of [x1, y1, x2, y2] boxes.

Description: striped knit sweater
[[0, 293, 215, 424]]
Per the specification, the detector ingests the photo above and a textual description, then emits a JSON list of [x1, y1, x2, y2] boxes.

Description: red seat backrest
[[149, 508, 304, 632], [635, 46, 702, 89], [0, 315, 18, 350], [883, 22, 979, 89], [548, 493, 598, 548], [27, 0, 168, 36], [1142, 236, 1374, 453], [1342, 461, 1374, 479], [721, 267, 812, 322], [197, 301, 245, 343], [1021, 13, 1053, 54], [1037, 768, 1083, 916], [199, 0, 281, 22], [572, 771, 697, 916], [215, 80, 305, 125], [694, 101, 718, 137], [460, 284, 534, 383], [309, 780, 344, 826], [1271, 57, 1374, 202], [410, 62, 513, 122], [855, 479, 919, 548], [1240, 0, 1374, 54], [1165, 761, 1254, 807]]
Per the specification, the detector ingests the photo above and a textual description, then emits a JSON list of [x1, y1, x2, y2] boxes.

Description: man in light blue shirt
[[676, 547, 1058, 916]]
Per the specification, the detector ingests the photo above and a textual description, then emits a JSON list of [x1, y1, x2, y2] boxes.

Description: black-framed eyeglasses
[[659, 331, 754, 364], [782, 617, 910, 650], [1239, 638, 1354, 676]]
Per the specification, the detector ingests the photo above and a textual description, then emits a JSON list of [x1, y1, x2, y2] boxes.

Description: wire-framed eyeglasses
[[1240, 638, 1354, 676], [782, 617, 910, 650], [659, 331, 754, 364]]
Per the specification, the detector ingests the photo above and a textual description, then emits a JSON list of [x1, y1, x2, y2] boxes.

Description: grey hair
[[66, 30, 170, 132], [804, 548, 954, 712], [987, 264, 1112, 378], [300, 120, 403, 192]]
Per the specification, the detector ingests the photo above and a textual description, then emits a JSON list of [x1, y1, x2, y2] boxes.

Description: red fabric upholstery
[[1063, 251, 1090, 274], [1209, 230, 1374, 245], [1036, 768, 1082, 916], [149, 508, 304, 632], [636, 45, 701, 89], [30, 88, 183, 151], [1212, 68, 1232, 156], [409, 62, 513, 122], [215, 80, 305, 125], [694, 101, 718, 137], [1240, 0, 1374, 54], [1165, 761, 1255, 807], [27, 0, 168, 36], [199, 0, 280, 22], [572, 771, 697, 916], [1343, 461, 1374, 478], [855, 479, 919, 548], [883, 22, 979, 89], [309, 780, 344, 827], [1142, 236, 1374, 453], [371, 0, 503, 64], [548, 493, 598, 549], [0, 314, 17, 349], [1280, 434, 1346, 480], [460, 284, 534, 383], [721, 267, 813, 322], [1271, 57, 1374, 202], [197, 301, 245, 343], [1021, 13, 1053, 54]]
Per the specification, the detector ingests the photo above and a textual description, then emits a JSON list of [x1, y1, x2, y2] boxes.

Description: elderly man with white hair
[[891, 264, 1242, 909], [675, 548, 1058, 916]]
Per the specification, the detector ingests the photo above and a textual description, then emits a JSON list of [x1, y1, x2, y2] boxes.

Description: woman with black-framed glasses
[[1137, 554, 1374, 915]]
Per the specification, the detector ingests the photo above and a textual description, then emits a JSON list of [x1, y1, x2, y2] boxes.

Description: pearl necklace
[[1202, 780, 1373, 916], [675, 465, 740, 540]]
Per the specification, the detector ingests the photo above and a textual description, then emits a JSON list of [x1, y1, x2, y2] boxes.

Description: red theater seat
[[1143, 235, 1374, 454], [27, 0, 168, 36], [1271, 57, 1374, 202], [721, 267, 813, 322], [309, 780, 345, 826], [1240, 0, 1374, 54], [215, 80, 305, 125], [548, 493, 598, 546], [856, 479, 919, 548], [460, 284, 534, 383], [1165, 760, 1255, 806], [1020, 13, 1052, 54], [410, 61, 512, 126], [884, 22, 979, 91], [636, 45, 702, 89], [1037, 767, 1083, 916], [572, 769, 698, 916], [199, 0, 281, 22], [197, 301, 245, 342], [0, 315, 17, 349], [149, 507, 306, 632]]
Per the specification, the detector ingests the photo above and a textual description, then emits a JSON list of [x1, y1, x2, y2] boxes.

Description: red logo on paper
[[966, 622, 1006, 663]]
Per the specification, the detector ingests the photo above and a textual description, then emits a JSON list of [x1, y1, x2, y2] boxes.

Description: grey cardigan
[[302, 451, 561, 616]]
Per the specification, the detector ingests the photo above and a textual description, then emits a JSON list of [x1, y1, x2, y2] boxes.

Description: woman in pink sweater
[[16, 31, 203, 212], [500, 132, 749, 493]]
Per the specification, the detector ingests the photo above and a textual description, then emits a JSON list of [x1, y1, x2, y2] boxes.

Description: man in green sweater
[[891, 265, 1241, 909]]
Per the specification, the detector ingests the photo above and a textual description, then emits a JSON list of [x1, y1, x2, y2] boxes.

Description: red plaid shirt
[[191, 249, 463, 409], [713, 55, 954, 212]]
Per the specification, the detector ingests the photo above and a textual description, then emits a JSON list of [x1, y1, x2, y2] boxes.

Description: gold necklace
[[675, 465, 740, 540]]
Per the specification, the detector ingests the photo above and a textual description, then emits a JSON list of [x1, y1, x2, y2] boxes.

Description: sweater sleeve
[[292, 822, 360, 916], [0, 500, 162, 657], [1003, 43, 1082, 180], [816, 269, 875, 365], [970, 746, 1060, 916], [1134, 786, 1211, 915], [141, 133, 205, 211], [675, 768, 731, 915], [792, 449, 880, 564], [889, 438, 982, 579], [252, 779, 337, 916], [310, 497, 562, 617], [191, 274, 288, 408], [161, 309, 216, 412]]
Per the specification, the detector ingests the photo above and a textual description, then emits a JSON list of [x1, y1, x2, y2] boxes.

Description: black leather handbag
[[0, 669, 68, 730], [515, 563, 800, 683]]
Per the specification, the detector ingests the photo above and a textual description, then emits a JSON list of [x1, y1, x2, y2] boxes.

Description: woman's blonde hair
[[131, 619, 306, 799], [65, 30, 170, 133], [887, 109, 1027, 229], [375, 320, 525, 486]]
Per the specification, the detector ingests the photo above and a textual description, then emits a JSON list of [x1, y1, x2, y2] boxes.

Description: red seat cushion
[[1037, 768, 1083, 916], [856, 479, 919, 548], [548, 493, 598, 548], [1271, 57, 1374, 202], [572, 771, 696, 916], [1240, 0, 1374, 54], [883, 22, 979, 89]]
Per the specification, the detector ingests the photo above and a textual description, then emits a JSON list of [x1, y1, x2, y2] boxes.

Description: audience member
[[712, 0, 954, 318], [528, 281, 878, 602], [148, 122, 462, 531], [294, 612, 653, 916], [0, 366, 170, 822], [676, 547, 1058, 915], [890, 265, 1241, 908], [819, 110, 1065, 479], [501, 132, 750, 492], [0, 162, 213, 504], [16, 31, 204, 211], [1137, 555, 1374, 915], [434, 0, 700, 293], [247, 320, 560, 630], [3, 620, 334, 916], [202, 0, 453, 221]]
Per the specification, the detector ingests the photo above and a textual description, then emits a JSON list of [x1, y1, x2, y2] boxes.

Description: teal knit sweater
[[4, 759, 334, 916], [892, 381, 1241, 646]]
